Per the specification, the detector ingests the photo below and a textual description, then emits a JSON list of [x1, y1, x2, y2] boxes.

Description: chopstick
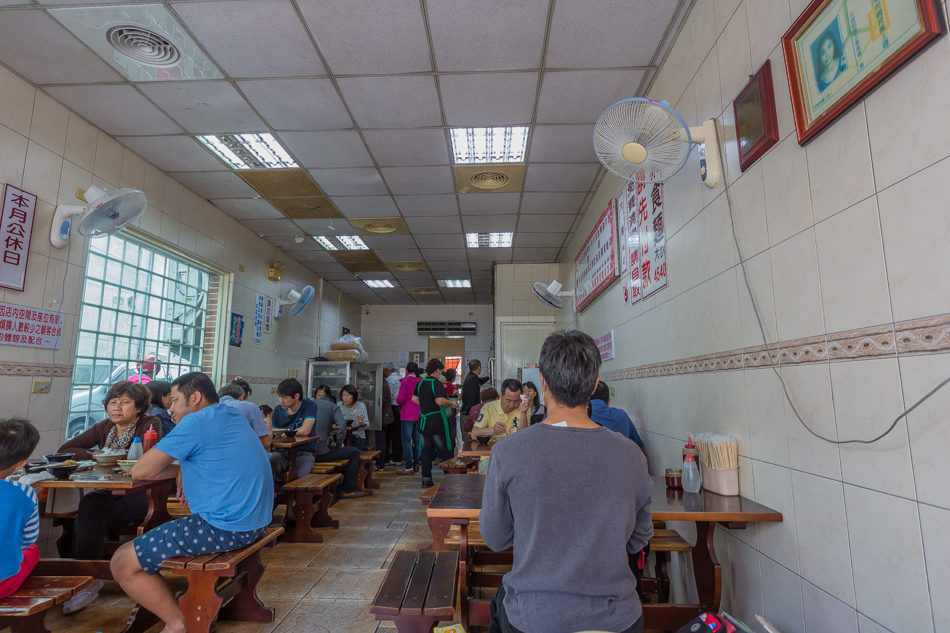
[[690, 433, 739, 470]]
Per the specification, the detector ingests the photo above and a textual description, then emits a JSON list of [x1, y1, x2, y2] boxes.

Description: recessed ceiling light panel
[[197, 134, 297, 170], [466, 232, 512, 248], [438, 279, 471, 288], [312, 235, 368, 251], [451, 127, 529, 164], [48, 5, 224, 82], [364, 279, 395, 289]]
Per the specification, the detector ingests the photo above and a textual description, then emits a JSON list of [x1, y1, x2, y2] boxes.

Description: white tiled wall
[[360, 304, 493, 369], [0, 62, 359, 454], [556, 2, 950, 631]]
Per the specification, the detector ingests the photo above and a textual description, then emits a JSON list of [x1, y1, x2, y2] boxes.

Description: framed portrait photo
[[734, 60, 780, 172], [782, 0, 944, 144]]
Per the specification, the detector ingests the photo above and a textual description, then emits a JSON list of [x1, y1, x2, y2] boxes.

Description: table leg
[[137, 481, 174, 536], [691, 521, 722, 611], [459, 521, 470, 631], [424, 517, 452, 553], [286, 447, 297, 485]]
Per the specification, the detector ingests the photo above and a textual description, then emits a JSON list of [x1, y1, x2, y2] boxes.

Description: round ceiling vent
[[107, 26, 181, 68], [470, 171, 510, 189], [361, 221, 397, 234]]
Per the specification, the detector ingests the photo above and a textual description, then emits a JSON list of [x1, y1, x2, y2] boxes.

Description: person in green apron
[[413, 358, 459, 489]]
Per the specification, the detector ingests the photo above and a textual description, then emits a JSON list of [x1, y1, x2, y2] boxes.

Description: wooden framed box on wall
[[734, 60, 780, 172]]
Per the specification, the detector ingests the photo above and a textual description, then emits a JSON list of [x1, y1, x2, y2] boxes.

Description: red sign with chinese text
[[0, 185, 37, 292], [574, 200, 618, 312], [0, 301, 64, 349]]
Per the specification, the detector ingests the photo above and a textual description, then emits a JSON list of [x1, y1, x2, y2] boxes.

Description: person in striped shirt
[[0, 418, 40, 599]]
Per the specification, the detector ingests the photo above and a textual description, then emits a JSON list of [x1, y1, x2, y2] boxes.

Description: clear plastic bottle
[[127, 437, 143, 461], [682, 453, 701, 493]]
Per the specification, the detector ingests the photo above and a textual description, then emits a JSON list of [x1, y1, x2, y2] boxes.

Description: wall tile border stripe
[[600, 314, 950, 381], [0, 362, 72, 378]]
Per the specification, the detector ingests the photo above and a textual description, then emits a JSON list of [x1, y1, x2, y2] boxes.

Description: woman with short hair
[[338, 384, 368, 451]]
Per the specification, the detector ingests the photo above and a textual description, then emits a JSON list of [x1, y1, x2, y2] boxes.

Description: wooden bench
[[0, 575, 95, 633], [438, 456, 477, 474], [357, 450, 382, 494], [160, 526, 283, 633], [418, 483, 440, 506], [648, 528, 691, 603], [280, 473, 342, 543], [370, 549, 459, 633]]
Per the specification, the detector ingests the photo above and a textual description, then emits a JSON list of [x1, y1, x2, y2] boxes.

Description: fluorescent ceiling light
[[466, 232, 513, 248], [364, 279, 395, 289], [451, 127, 529, 164], [438, 279, 471, 288], [312, 235, 368, 251], [197, 133, 298, 169]]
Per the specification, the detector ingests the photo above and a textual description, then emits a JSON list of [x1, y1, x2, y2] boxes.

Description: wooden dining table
[[271, 435, 318, 484], [425, 473, 782, 630], [33, 466, 178, 633], [457, 439, 493, 458]]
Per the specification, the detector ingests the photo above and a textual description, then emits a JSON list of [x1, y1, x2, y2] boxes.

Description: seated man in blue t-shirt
[[111, 372, 273, 633], [590, 380, 644, 447], [268, 378, 363, 498]]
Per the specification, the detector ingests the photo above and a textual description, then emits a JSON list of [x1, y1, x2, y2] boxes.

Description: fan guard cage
[[594, 98, 692, 184], [78, 189, 147, 238]]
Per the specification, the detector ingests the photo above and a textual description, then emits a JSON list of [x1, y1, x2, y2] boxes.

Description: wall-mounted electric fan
[[275, 285, 314, 318], [531, 280, 574, 311], [594, 97, 721, 187], [50, 185, 147, 248]]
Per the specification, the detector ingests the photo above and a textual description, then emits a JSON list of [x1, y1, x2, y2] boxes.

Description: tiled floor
[[25, 467, 454, 633]]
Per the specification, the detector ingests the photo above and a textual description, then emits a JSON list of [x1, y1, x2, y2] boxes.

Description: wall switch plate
[[32, 379, 51, 394], [610, 386, 616, 396]]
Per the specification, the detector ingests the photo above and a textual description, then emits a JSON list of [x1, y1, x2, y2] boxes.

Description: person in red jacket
[[395, 362, 422, 474]]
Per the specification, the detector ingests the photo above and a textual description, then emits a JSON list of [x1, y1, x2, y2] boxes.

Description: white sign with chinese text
[[253, 293, 264, 345], [623, 179, 668, 304], [0, 301, 64, 349], [264, 297, 273, 333], [0, 185, 37, 292], [398, 351, 409, 365], [616, 188, 629, 274], [595, 330, 615, 361], [574, 200, 618, 312]]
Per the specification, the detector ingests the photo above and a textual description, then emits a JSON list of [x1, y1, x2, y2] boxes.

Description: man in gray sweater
[[480, 330, 653, 633]]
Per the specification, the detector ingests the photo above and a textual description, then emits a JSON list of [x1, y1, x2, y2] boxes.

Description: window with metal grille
[[66, 233, 219, 440]]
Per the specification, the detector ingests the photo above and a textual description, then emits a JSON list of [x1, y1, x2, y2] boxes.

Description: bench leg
[[2, 612, 50, 633], [393, 619, 440, 633], [355, 460, 372, 495], [365, 460, 380, 490], [178, 573, 223, 633], [283, 491, 323, 543], [219, 551, 274, 623], [311, 488, 339, 530], [121, 603, 161, 633]]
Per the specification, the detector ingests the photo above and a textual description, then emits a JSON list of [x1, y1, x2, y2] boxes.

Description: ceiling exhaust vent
[[417, 321, 477, 335], [454, 163, 525, 194], [48, 5, 223, 82], [470, 171, 509, 189], [107, 26, 180, 68]]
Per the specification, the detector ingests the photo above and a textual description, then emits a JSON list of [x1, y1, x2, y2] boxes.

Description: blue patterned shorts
[[133, 514, 267, 575]]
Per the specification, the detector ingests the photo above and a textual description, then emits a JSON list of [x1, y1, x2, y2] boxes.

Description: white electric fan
[[275, 285, 314, 318], [50, 185, 147, 248], [531, 280, 574, 311], [593, 97, 721, 188]]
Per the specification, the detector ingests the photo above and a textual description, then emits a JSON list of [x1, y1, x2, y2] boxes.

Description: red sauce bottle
[[143, 424, 158, 453]]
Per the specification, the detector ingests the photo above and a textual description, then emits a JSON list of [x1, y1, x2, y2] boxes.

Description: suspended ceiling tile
[[362, 235, 416, 249], [297, 0, 430, 75], [342, 261, 390, 273], [288, 251, 337, 265], [336, 75, 441, 128], [138, 82, 266, 134], [520, 191, 586, 214], [329, 280, 371, 292], [415, 233, 464, 249], [385, 261, 427, 273], [444, 294, 476, 305], [278, 131, 374, 169], [374, 248, 422, 261], [304, 261, 349, 275], [427, 0, 548, 71], [308, 168, 388, 196], [377, 289, 413, 303], [426, 262, 470, 275], [395, 194, 459, 217], [331, 195, 400, 218], [395, 271, 435, 283], [329, 249, 384, 265], [319, 271, 358, 281], [0, 10, 123, 85], [362, 129, 450, 167], [115, 135, 223, 172], [439, 73, 538, 127], [468, 247, 512, 262], [269, 197, 341, 219], [518, 213, 577, 232], [536, 70, 646, 124], [528, 125, 599, 163], [262, 235, 318, 250], [405, 215, 462, 235], [512, 247, 560, 262], [473, 294, 494, 304], [524, 163, 600, 192], [173, 0, 326, 78], [546, 0, 675, 68], [237, 170, 324, 198], [462, 215, 516, 233], [0, 0, 33, 4], [470, 266, 494, 276], [514, 232, 566, 248], [349, 216, 410, 236], [169, 171, 257, 198], [211, 197, 285, 221], [381, 166, 455, 195], [293, 218, 354, 235], [458, 192, 520, 215], [241, 218, 299, 237], [47, 86, 182, 137], [419, 248, 459, 260], [238, 78, 353, 130]]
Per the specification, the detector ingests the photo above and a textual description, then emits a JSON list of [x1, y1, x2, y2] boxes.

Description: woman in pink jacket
[[395, 362, 423, 474]]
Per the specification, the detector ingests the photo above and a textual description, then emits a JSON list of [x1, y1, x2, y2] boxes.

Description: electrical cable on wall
[[717, 124, 950, 445]]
